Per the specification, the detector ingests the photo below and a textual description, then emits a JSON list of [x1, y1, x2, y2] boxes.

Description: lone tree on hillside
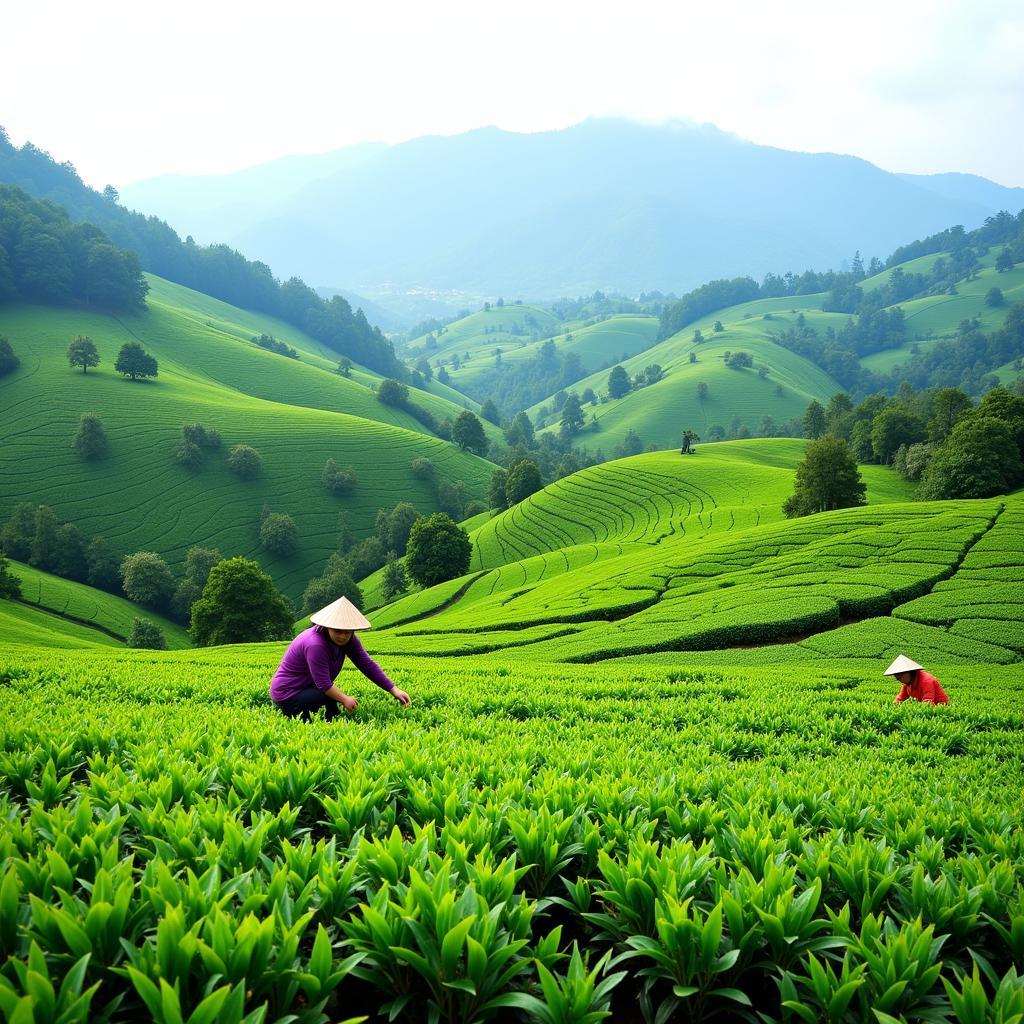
[[190, 557, 293, 645], [120, 551, 176, 611], [986, 287, 1005, 308], [783, 437, 866, 518], [227, 444, 262, 480], [67, 335, 100, 374], [452, 411, 489, 456], [381, 554, 409, 603], [114, 341, 158, 381], [608, 365, 631, 399], [377, 378, 409, 407], [559, 394, 585, 437], [127, 617, 167, 650], [322, 458, 357, 495], [680, 430, 700, 455], [0, 553, 21, 599], [802, 401, 827, 440], [73, 412, 109, 460], [301, 555, 363, 616], [260, 512, 298, 557], [505, 458, 543, 506], [405, 513, 471, 588], [697, 381, 709, 401], [0, 336, 19, 376]]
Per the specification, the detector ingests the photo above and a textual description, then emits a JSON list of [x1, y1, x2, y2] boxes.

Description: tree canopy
[[405, 513, 471, 588], [114, 341, 158, 381], [191, 557, 293, 646], [783, 437, 866, 518]]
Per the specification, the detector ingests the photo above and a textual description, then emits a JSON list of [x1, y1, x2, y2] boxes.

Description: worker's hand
[[339, 694, 358, 714], [392, 688, 410, 706]]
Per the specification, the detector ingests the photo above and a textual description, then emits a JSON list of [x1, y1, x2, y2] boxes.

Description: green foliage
[[0, 335, 18, 375], [505, 459, 543, 506], [120, 551, 175, 611], [380, 556, 408, 604], [226, 444, 262, 480], [66, 335, 99, 374], [259, 512, 298, 557], [0, 551, 20, 598], [376, 502, 420, 556], [113, 341, 157, 381], [918, 417, 1024, 500], [190, 556, 293, 645], [126, 617, 167, 650], [72, 412, 108, 461], [301, 556, 363, 616], [0, 183, 148, 310], [802, 400, 826, 440], [607, 365, 631, 400], [377, 378, 409, 407], [406, 513, 471, 588], [321, 458, 356, 496], [784, 437, 866, 518], [452, 411, 489, 456]]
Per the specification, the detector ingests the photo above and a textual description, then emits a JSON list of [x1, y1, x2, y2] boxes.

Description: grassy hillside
[[6, 560, 191, 648], [144, 277, 496, 437], [530, 319, 842, 448], [0, 283, 494, 605], [367, 489, 1021, 666], [403, 303, 561, 364], [0, 598, 121, 650], [432, 314, 660, 390], [361, 439, 911, 609]]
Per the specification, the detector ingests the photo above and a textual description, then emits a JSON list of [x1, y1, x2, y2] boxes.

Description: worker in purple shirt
[[270, 595, 410, 721]]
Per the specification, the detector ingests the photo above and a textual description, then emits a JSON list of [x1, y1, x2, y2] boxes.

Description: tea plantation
[[1, 643, 1022, 1023]]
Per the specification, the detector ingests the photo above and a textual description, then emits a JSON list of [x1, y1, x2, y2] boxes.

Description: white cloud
[[1, 0, 1021, 187]]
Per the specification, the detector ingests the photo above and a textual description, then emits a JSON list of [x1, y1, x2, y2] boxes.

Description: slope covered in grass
[[7, 560, 191, 648], [0, 289, 493, 604], [530, 323, 842, 448], [404, 303, 561, 364], [361, 439, 911, 610], [438, 314, 660, 390], [0, 599, 120, 650]]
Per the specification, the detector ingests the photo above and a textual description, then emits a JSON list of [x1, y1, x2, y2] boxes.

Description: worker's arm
[[894, 684, 910, 704], [347, 635, 411, 705]]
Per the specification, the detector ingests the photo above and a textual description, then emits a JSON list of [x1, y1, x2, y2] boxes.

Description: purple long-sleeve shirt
[[270, 626, 394, 701]]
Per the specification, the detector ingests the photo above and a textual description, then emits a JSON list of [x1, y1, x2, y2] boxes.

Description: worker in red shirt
[[885, 655, 949, 705]]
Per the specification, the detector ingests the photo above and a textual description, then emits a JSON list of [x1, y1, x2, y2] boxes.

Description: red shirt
[[895, 670, 948, 705]]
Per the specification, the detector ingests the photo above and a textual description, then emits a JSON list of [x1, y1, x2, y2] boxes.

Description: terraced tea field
[[3, 560, 190, 648], [1, 641, 1021, 1023]]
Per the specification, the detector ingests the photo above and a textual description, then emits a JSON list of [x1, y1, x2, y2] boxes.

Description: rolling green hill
[[422, 313, 661, 391], [361, 439, 912, 609], [403, 303, 561, 364], [6, 560, 191, 648], [0, 279, 495, 605], [363, 457, 1021, 668], [529, 316, 843, 448]]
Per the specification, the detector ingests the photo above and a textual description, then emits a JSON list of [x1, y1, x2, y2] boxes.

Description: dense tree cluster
[[190, 557, 293, 646], [405, 513, 471, 588], [0, 130, 403, 375], [253, 333, 298, 359], [783, 437, 866, 518], [800, 381, 1024, 502], [0, 184, 148, 310]]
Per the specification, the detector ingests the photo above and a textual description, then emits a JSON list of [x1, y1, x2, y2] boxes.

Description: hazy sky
[[3, 0, 1022, 188]]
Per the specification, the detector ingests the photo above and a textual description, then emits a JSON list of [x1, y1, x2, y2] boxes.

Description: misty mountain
[[121, 119, 1024, 300]]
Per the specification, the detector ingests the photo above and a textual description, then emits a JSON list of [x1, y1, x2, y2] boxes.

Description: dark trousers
[[273, 687, 339, 722]]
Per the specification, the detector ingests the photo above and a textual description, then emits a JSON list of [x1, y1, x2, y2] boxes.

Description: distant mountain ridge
[[121, 119, 1024, 301]]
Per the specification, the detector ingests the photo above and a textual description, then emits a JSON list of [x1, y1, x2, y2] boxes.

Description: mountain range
[[121, 119, 1024, 306]]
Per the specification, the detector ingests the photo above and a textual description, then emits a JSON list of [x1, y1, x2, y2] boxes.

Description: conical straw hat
[[883, 654, 923, 676], [310, 596, 372, 630]]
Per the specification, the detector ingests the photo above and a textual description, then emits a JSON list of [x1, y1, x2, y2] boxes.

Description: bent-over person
[[270, 596, 410, 721], [884, 654, 948, 705]]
